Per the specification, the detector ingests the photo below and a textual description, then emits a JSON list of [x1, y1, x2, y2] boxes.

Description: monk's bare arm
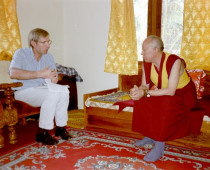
[[139, 65, 149, 89], [149, 59, 183, 96]]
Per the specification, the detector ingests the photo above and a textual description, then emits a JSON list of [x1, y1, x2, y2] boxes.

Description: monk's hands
[[40, 66, 58, 83], [130, 85, 144, 100]]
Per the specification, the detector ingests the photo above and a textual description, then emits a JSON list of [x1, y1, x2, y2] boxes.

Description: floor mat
[[0, 127, 209, 170]]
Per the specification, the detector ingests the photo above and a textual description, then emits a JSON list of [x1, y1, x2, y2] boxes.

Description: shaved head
[[146, 35, 164, 51]]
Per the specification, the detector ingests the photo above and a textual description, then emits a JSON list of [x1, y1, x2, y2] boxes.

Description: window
[[134, 0, 184, 60], [133, 0, 148, 61], [161, 0, 184, 56]]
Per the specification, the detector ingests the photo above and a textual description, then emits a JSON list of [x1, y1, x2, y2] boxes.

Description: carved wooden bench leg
[[0, 128, 4, 148], [0, 102, 5, 148], [4, 88, 18, 145], [0, 83, 23, 147], [4, 110, 18, 144], [8, 125, 17, 144]]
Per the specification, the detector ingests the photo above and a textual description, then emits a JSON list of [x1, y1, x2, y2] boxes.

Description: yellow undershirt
[[150, 52, 190, 89]]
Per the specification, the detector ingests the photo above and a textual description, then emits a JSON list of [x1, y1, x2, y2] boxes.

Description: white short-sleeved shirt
[[9, 47, 56, 90]]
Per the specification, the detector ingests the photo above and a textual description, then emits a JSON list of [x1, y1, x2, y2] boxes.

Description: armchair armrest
[[0, 82, 23, 105], [0, 82, 23, 89], [0, 82, 23, 147]]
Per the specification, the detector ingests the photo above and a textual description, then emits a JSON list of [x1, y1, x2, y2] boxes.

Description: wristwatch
[[146, 90, 151, 97]]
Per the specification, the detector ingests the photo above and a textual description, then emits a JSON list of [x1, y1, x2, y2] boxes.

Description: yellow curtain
[[104, 0, 138, 75], [0, 0, 21, 61], [180, 0, 210, 71]]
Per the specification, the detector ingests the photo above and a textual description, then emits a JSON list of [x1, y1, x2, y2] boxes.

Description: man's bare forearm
[[10, 68, 40, 80], [10, 67, 57, 80]]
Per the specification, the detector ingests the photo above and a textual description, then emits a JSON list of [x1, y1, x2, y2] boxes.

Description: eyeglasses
[[37, 40, 52, 45]]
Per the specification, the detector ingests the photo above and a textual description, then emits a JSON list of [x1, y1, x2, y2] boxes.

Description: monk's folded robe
[[113, 99, 134, 113]]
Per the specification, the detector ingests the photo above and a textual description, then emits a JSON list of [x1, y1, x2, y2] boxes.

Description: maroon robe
[[132, 53, 197, 141]]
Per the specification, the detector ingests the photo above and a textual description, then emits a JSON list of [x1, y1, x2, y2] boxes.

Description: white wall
[[17, 0, 118, 108], [17, 0, 64, 63]]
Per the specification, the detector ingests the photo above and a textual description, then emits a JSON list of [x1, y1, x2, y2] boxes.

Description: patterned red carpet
[[0, 127, 209, 170]]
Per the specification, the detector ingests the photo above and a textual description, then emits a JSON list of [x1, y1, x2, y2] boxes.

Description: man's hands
[[51, 77, 58, 84], [130, 85, 144, 100], [40, 66, 56, 78], [40, 66, 58, 84]]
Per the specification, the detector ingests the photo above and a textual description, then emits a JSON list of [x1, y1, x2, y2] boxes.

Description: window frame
[[147, 0, 162, 37]]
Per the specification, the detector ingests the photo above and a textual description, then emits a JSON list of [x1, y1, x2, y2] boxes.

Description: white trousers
[[14, 86, 69, 130]]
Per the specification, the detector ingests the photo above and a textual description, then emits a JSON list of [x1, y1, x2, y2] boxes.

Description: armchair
[[0, 55, 78, 148], [0, 55, 27, 148], [0, 82, 25, 148]]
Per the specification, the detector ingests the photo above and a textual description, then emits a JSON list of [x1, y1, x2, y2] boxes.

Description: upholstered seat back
[[0, 60, 13, 83]]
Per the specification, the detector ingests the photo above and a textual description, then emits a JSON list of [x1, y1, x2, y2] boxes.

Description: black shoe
[[36, 131, 58, 145], [55, 127, 72, 140]]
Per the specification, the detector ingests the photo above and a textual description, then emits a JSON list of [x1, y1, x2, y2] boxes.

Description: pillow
[[56, 63, 83, 82], [0, 60, 13, 83], [187, 69, 206, 99], [90, 91, 130, 104]]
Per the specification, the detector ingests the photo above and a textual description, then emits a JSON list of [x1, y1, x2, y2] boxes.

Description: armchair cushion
[[0, 60, 12, 83]]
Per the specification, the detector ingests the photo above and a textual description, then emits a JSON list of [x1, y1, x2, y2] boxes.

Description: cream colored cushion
[[0, 60, 13, 83]]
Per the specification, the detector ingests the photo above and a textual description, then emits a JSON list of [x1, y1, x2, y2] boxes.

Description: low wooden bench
[[84, 62, 210, 147]]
